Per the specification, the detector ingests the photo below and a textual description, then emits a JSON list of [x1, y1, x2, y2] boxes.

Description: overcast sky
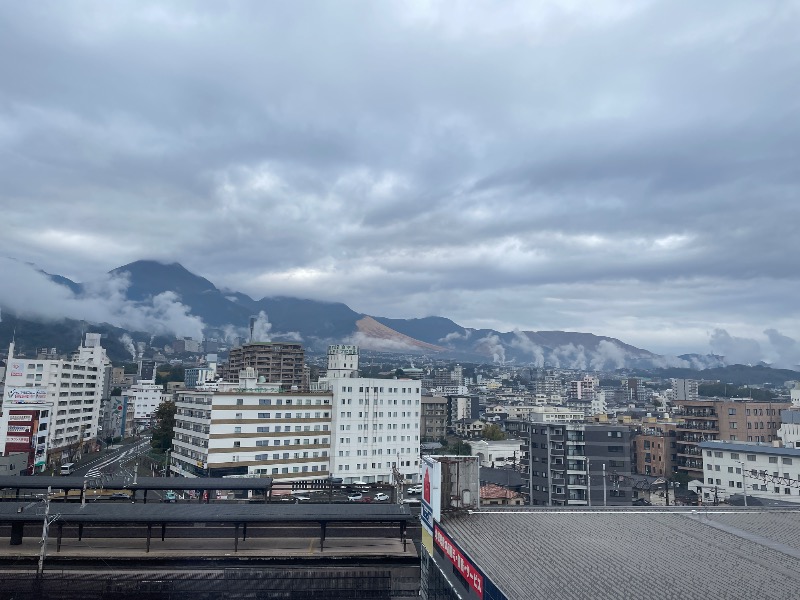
[[1, 1, 799, 362]]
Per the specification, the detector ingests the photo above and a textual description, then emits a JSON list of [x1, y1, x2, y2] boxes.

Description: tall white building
[[170, 368, 333, 480], [329, 378, 421, 484], [127, 380, 165, 427], [4, 334, 109, 465], [672, 379, 699, 402], [326, 344, 359, 379]]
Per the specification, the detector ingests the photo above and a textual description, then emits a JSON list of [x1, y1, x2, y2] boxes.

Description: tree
[[481, 424, 507, 441], [444, 440, 472, 455], [151, 400, 177, 452]]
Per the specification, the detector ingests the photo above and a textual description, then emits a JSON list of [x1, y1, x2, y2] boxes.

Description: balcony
[[678, 423, 718, 431]]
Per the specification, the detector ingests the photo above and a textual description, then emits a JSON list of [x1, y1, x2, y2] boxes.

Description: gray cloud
[[1, 1, 799, 361]]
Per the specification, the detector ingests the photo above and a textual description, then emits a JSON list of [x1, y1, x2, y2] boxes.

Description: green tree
[[445, 440, 472, 455], [151, 400, 177, 452], [481, 424, 507, 441]]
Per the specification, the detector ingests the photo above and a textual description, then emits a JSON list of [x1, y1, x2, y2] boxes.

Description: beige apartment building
[[674, 398, 791, 480], [221, 342, 306, 391], [421, 395, 447, 442], [633, 423, 678, 477]]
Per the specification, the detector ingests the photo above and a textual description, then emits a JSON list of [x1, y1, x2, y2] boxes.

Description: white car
[[407, 485, 423, 495], [347, 492, 363, 502], [373, 492, 390, 502]]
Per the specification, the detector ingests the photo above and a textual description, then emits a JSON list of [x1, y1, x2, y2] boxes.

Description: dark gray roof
[[0, 476, 272, 491], [440, 508, 800, 599], [479, 467, 524, 489], [699, 441, 800, 457], [0, 501, 412, 524]]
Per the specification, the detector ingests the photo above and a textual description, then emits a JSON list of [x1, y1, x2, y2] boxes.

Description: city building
[[221, 342, 305, 390], [674, 398, 792, 480], [778, 409, 800, 448], [527, 406, 585, 423], [138, 359, 157, 382], [325, 344, 359, 379], [3, 334, 110, 466], [126, 380, 165, 429], [673, 378, 699, 402], [184, 355, 218, 389], [421, 395, 447, 442], [446, 395, 479, 428], [632, 423, 677, 477], [170, 368, 333, 480], [329, 377, 421, 484], [699, 440, 800, 505], [0, 398, 52, 474], [470, 439, 524, 468], [519, 422, 632, 506]]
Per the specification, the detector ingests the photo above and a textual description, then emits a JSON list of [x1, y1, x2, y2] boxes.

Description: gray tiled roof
[[699, 441, 800, 457], [441, 508, 800, 599]]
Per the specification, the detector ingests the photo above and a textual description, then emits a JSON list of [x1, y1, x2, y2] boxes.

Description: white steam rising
[[0, 258, 205, 339]]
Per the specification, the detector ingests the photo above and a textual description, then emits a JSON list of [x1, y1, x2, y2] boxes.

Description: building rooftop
[[441, 508, 800, 599], [699, 441, 800, 457]]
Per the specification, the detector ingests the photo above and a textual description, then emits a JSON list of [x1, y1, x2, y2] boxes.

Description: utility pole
[[602, 463, 607, 507], [37, 486, 57, 576], [665, 477, 670, 507], [741, 463, 748, 507], [587, 459, 592, 508]]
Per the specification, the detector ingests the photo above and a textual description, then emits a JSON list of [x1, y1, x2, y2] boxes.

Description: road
[[73, 437, 152, 481]]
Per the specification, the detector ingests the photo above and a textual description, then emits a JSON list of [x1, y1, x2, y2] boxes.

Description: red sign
[[434, 524, 483, 598], [423, 467, 431, 504]]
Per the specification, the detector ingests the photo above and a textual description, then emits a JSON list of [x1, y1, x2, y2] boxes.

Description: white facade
[[4, 335, 109, 461], [330, 378, 421, 484], [528, 406, 585, 423], [591, 390, 608, 416], [326, 344, 359, 379], [700, 441, 800, 504], [171, 370, 333, 481], [127, 380, 165, 424], [673, 379, 699, 403], [471, 439, 524, 467], [791, 386, 800, 408], [778, 409, 800, 448]]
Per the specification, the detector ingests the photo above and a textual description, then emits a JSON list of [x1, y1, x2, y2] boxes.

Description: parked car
[[347, 492, 363, 502], [407, 485, 423, 495], [109, 492, 131, 501], [374, 492, 390, 502], [163, 490, 177, 503]]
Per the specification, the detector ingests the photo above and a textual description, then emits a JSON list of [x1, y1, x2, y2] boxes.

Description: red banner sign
[[434, 524, 484, 598]]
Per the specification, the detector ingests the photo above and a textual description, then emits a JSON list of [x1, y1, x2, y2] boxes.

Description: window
[[730, 453, 739, 460], [233, 441, 240, 448], [607, 446, 623, 453], [727, 467, 734, 473], [747, 454, 756, 461], [728, 408, 736, 415], [783, 458, 793, 465], [714, 451, 723, 458], [234, 426, 241, 434], [769, 456, 778, 464]]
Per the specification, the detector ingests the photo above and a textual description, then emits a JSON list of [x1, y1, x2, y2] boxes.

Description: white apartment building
[[127, 380, 165, 427], [672, 379, 699, 403], [170, 368, 333, 480], [4, 334, 109, 464], [470, 439, 525, 468], [329, 377, 421, 484], [528, 406, 585, 423], [326, 344, 359, 378], [777, 409, 800, 448], [699, 440, 800, 504]]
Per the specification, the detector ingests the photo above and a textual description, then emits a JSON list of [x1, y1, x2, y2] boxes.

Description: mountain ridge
[[0, 259, 719, 369]]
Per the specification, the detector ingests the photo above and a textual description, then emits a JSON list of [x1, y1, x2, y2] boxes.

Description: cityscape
[[2, 1, 800, 599]]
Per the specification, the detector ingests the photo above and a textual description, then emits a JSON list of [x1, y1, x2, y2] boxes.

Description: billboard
[[421, 456, 442, 537], [5, 387, 48, 403]]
